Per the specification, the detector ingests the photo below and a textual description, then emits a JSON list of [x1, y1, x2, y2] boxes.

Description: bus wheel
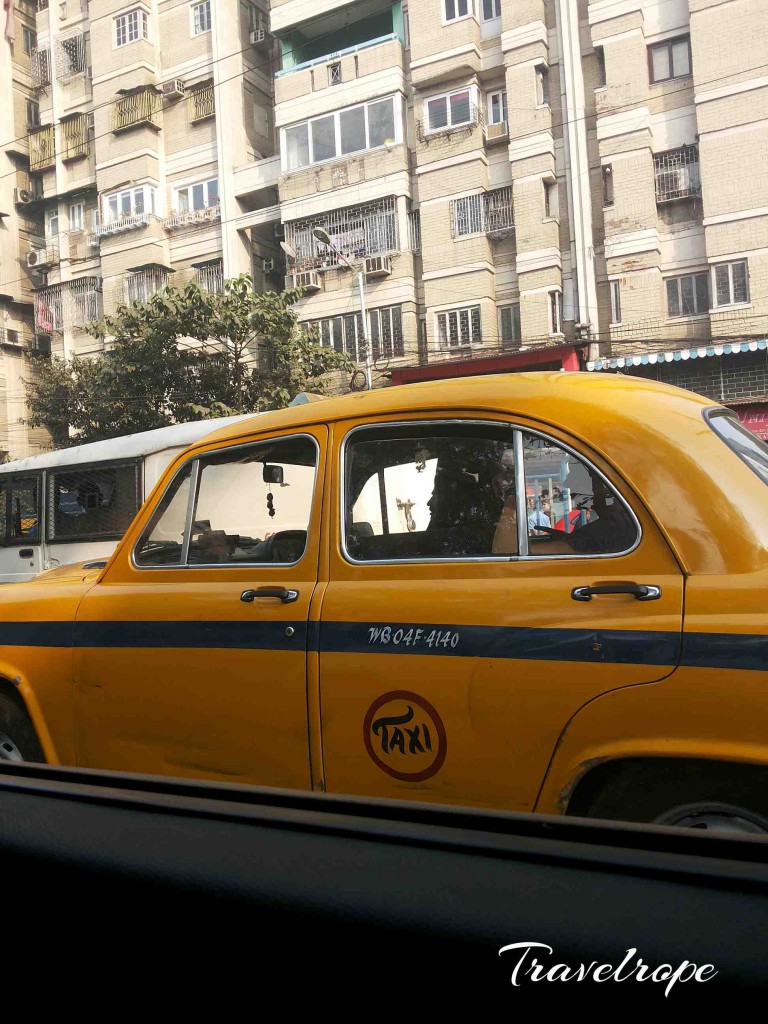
[[0, 693, 44, 763]]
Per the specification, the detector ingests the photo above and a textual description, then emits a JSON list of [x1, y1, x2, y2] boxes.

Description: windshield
[[707, 409, 768, 486]]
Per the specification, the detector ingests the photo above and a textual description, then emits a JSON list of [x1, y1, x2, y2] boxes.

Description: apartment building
[[271, 0, 768, 419], [0, 0, 280, 458]]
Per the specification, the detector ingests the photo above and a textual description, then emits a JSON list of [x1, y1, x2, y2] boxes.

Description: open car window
[[134, 435, 318, 568]]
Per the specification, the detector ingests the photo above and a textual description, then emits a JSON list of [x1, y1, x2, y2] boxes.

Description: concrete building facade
[[1, 0, 767, 456]]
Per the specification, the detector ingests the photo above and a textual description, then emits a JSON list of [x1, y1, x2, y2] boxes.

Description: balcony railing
[[654, 145, 701, 204], [29, 126, 55, 171], [29, 239, 60, 267], [285, 196, 399, 273], [30, 48, 51, 90], [163, 201, 221, 231], [188, 82, 215, 123], [125, 268, 169, 305], [450, 187, 514, 238], [35, 279, 101, 332], [196, 261, 224, 295], [484, 186, 514, 236], [61, 113, 89, 161], [87, 211, 153, 245], [113, 89, 161, 133]]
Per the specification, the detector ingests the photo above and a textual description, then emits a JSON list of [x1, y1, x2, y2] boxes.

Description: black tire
[[582, 760, 768, 834], [0, 692, 45, 763]]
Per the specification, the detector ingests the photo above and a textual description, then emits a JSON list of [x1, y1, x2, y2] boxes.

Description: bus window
[[3, 477, 41, 545], [46, 462, 141, 542]]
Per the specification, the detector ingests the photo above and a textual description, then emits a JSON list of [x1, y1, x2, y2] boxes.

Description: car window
[[706, 409, 768, 486], [46, 462, 140, 542], [1, 477, 40, 545], [522, 431, 638, 555], [135, 435, 318, 568], [344, 422, 638, 562]]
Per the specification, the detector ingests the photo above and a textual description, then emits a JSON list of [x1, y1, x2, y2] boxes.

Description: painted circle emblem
[[363, 690, 447, 782]]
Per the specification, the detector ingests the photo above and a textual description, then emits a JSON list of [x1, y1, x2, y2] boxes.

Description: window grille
[[451, 187, 514, 237], [196, 260, 224, 295], [328, 62, 341, 86], [62, 113, 89, 161], [499, 304, 521, 348], [31, 48, 51, 89], [56, 33, 87, 81], [654, 145, 701, 203], [407, 209, 421, 253], [285, 196, 398, 272], [436, 306, 482, 349], [125, 267, 168, 304], [34, 279, 101, 332], [188, 81, 215, 122], [113, 88, 161, 132], [47, 461, 140, 542], [29, 126, 55, 171], [370, 305, 404, 360]]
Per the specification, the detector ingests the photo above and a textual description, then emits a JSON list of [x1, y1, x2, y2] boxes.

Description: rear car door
[[0, 473, 43, 582], [318, 415, 684, 812], [74, 428, 325, 786]]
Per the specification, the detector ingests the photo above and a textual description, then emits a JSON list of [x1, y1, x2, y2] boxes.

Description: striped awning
[[588, 338, 768, 372]]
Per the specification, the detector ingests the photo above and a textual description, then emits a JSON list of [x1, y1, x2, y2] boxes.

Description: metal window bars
[[125, 268, 168, 305], [163, 200, 221, 231], [188, 82, 215, 123], [56, 33, 87, 81], [436, 306, 482, 349], [407, 209, 421, 253], [61, 113, 89, 161], [196, 261, 224, 295], [31, 48, 52, 90], [451, 187, 514, 238], [654, 145, 701, 203], [113, 89, 161, 132], [29, 126, 55, 171], [38, 0, 50, 9], [34, 279, 101, 332], [285, 196, 399, 273]]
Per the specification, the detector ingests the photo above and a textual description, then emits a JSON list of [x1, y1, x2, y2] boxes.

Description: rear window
[[706, 410, 768, 486]]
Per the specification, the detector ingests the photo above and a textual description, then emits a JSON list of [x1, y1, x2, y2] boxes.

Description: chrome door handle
[[571, 584, 662, 602], [241, 587, 299, 604]]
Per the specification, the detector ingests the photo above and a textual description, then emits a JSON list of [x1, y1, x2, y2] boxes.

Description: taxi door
[[73, 427, 326, 787], [317, 415, 684, 812], [0, 472, 44, 583]]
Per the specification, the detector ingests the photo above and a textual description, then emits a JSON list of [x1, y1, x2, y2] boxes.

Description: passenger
[[491, 449, 518, 555]]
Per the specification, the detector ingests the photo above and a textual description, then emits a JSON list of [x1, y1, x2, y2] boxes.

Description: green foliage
[[25, 276, 354, 447]]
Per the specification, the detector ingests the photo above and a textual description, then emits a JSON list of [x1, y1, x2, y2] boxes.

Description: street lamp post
[[312, 227, 372, 390]]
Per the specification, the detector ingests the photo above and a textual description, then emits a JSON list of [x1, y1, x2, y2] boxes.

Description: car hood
[[28, 562, 105, 586]]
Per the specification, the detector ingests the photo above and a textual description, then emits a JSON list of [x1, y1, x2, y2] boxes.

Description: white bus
[[0, 417, 250, 584]]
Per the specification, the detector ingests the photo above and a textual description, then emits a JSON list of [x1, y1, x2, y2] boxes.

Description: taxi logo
[[363, 690, 447, 782]]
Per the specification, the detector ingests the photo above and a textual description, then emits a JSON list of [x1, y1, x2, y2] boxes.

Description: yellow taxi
[[2, 372, 768, 833]]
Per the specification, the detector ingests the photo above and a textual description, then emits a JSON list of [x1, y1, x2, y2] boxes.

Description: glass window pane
[[345, 423, 518, 561], [192, 183, 205, 210], [120, 192, 131, 215], [178, 188, 190, 213], [208, 179, 219, 204], [522, 432, 638, 555], [457, 0, 468, 15], [134, 189, 145, 215], [695, 273, 710, 312], [470, 306, 481, 342], [427, 96, 448, 130], [680, 275, 696, 315], [715, 264, 731, 306], [368, 98, 396, 148], [449, 311, 459, 345], [445, 0, 456, 19], [708, 411, 768, 487], [134, 464, 192, 566], [651, 45, 670, 82], [381, 309, 393, 357], [732, 262, 749, 303], [666, 279, 680, 317], [450, 90, 471, 124], [340, 106, 367, 154], [48, 464, 140, 542], [311, 115, 337, 162], [188, 437, 318, 565], [672, 39, 690, 77], [331, 316, 344, 353], [285, 124, 310, 170]]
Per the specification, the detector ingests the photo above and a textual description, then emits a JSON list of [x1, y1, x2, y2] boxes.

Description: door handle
[[19, 548, 33, 559], [241, 587, 299, 604], [571, 583, 662, 602]]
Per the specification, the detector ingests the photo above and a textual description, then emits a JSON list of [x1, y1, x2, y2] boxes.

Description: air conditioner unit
[[27, 248, 55, 268], [14, 187, 35, 206], [162, 79, 186, 100], [485, 120, 509, 143], [262, 258, 275, 274], [250, 29, 273, 49], [364, 255, 392, 279], [292, 270, 321, 293]]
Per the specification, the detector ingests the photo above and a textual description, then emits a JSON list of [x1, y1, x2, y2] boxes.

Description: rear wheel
[[0, 693, 44, 763], [652, 802, 768, 835]]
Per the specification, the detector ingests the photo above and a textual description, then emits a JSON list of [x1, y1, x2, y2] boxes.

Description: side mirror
[[263, 464, 284, 485]]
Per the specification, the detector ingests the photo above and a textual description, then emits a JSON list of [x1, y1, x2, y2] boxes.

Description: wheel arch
[[0, 672, 54, 763]]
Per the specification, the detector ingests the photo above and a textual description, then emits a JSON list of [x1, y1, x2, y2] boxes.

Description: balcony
[[35, 279, 101, 332], [88, 212, 154, 246], [113, 89, 161, 133], [28, 240, 60, 269], [61, 113, 90, 162], [188, 82, 215, 123], [654, 145, 701, 204], [450, 187, 514, 239], [29, 126, 55, 171], [56, 33, 88, 82], [163, 201, 220, 232], [284, 196, 398, 273]]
